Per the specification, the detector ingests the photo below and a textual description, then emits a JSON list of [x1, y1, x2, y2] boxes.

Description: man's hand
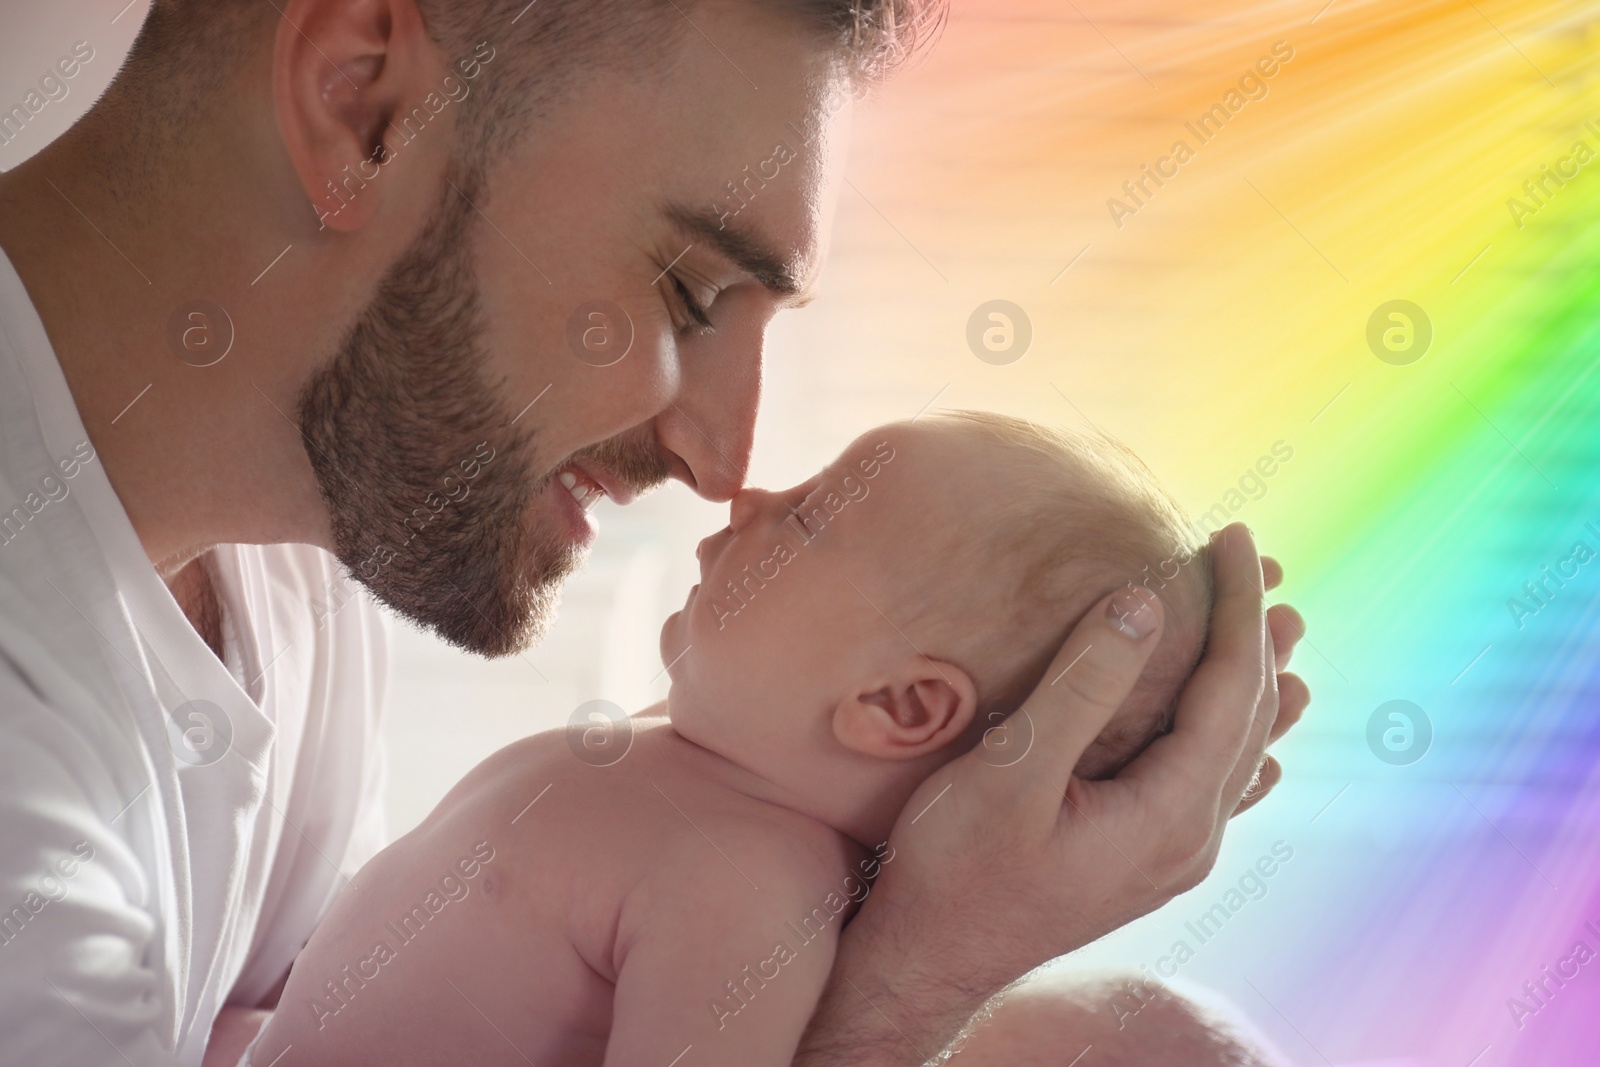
[[794, 523, 1308, 1066], [1239, 552, 1308, 814]]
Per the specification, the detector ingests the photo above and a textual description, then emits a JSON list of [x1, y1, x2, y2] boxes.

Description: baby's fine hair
[[921, 410, 1215, 777]]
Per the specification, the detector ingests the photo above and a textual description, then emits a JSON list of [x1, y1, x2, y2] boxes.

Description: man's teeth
[[557, 470, 605, 511]]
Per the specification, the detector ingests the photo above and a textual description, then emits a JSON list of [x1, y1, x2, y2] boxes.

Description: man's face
[[299, 2, 851, 656]]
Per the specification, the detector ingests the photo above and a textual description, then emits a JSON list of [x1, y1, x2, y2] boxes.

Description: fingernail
[[1107, 584, 1159, 640]]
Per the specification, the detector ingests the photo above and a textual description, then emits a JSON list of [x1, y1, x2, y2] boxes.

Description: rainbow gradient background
[[10, 0, 1600, 1062], [816, 1, 1600, 1062]]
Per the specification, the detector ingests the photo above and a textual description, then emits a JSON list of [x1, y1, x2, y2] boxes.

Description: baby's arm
[[603, 825, 850, 1067]]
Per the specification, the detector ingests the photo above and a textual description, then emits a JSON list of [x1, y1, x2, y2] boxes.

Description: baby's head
[[660, 412, 1213, 838]]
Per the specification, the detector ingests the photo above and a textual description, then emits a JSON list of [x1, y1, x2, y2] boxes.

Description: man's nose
[[656, 295, 765, 502]]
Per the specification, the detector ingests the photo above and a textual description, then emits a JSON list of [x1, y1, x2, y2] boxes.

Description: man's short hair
[[120, 0, 947, 164]]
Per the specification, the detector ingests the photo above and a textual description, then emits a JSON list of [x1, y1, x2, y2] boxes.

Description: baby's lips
[[694, 527, 733, 581]]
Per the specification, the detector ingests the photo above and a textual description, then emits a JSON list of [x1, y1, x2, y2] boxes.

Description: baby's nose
[[728, 488, 777, 531]]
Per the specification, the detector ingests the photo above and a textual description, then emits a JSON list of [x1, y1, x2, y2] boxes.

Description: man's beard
[[296, 165, 670, 657]]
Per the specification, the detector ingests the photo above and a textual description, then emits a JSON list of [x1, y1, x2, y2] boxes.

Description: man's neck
[[165, 551, 227, 660], [0, 98, 374, 570]]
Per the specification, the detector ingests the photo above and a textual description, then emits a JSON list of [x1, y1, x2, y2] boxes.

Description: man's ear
[[832, 656, 978, 761], [273, 0, 430, 232]]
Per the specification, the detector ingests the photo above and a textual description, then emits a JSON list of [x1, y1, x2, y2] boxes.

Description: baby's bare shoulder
[[427, 721, 677, 841], [422, 719, 858, 912], [425, 721, 807, 849], [625, 735, 862, 920]]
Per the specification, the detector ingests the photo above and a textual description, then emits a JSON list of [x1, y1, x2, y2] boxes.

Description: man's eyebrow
[[663, 202, 813, 302]]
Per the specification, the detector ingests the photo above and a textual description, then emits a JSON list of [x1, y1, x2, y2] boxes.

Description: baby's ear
[[833, 657, 978, 760]]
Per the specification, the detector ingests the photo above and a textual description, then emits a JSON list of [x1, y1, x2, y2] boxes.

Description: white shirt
[[0, 249, 389, 1066]]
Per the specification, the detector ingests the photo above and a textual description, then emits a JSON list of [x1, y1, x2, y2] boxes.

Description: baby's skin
[[255, 716, 871, 1066], [256, 419, 1204, 1066]]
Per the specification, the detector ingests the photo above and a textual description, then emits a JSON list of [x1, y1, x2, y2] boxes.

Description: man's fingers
[[1232, 756, 1281, 816], [1270, 672, 1308, 743], [1216, 621, 1279, 817], [998, 584, 1165, 798], [1261, 555, 1283, 591], [1127, 524, 1266, 796], [1268, 603, 1303, 672]]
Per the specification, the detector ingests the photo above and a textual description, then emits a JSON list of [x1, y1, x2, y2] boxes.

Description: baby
[[252, 411, 1214, 1067]]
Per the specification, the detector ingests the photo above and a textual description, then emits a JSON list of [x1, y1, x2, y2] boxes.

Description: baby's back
[[257, 718, 861, 1067]]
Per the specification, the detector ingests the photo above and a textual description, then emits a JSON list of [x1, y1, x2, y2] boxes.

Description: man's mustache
[[563, 433, 675, 499]]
